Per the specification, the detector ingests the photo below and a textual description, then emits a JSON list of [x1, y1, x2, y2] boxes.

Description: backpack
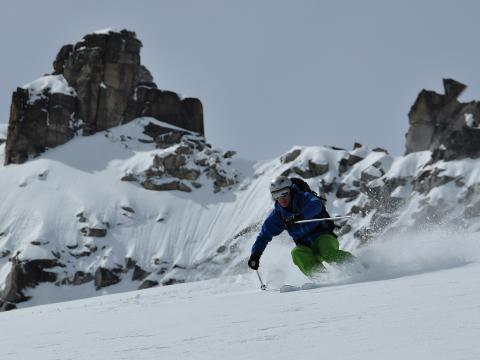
[[290, 177, 336, 233]]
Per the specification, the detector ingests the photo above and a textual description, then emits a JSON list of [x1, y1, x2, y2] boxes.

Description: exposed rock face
[[282, 159, 329, 179], [142, 180, 192, 193], [5, 79, 77, 164], [280, 149, 302, 163], [126, 87, 203, 136], [132, 265, 150, 281], [338, 154, 364, 175], [124, 121, 239, 194], [405, 78, 480, 160], [336, 184, 360, 200], [5, 29, 204, 165], [0, 300, 16, 311], [80, 227, 108, 237], [94, 267, 120, 289], [61, 31, 142, 134], [138, 279, 159, 290], [72, 271, 94, 285], [0, 258, 61, 304]]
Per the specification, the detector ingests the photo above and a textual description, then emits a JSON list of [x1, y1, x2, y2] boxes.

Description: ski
[[279, 283, 321, 293]]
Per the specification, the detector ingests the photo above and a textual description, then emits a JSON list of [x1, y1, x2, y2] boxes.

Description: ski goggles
[[271, 187, 290, 200]]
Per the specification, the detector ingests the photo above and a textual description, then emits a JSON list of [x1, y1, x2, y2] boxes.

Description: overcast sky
[[2, 0, 480, 160]]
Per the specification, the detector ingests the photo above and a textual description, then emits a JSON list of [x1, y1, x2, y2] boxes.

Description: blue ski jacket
[[251, 185, 332, 255]]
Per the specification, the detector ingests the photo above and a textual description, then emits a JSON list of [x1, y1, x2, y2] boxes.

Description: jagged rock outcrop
[[132, 265, 150, 281], [5, 29, 204, 165], [405, 78, 480, 161], [280, 149, 302, 163], [277, 140, 470, 244], [0, 258, 62, 304], [94, 267, 120, 289], [5, 77, 78, 164], [282, 159, 329, 179], [123, 121, 238, 193], [72, 271, 94, 285], [80, 227, 108, 237], [138, 280, 159, 290]]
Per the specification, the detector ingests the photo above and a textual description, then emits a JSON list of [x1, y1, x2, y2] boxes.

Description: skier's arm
[[251, 210, 285, 256], [300, 192, 324, 219]]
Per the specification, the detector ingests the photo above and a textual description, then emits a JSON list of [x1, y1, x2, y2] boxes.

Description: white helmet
[[270, 176, 292, 200]]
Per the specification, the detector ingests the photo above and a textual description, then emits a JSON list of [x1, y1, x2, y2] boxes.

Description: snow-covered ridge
[[0, 117, 256, 309], [1, 117, 480, 310], [92, 28, 121, 35], [22, 74, 77, 104]]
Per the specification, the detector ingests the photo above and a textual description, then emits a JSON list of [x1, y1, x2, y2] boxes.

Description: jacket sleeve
[[251, 209, 285, 255], [299, 192, 324, 219]]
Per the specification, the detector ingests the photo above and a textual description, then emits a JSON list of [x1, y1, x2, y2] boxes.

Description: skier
[[248, 176, 354, 277]]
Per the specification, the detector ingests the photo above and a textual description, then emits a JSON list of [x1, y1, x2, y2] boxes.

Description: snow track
[[249, 226, 480, 292]]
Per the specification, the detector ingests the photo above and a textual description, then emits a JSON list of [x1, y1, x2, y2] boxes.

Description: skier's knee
[[291, 246, 324, 276]]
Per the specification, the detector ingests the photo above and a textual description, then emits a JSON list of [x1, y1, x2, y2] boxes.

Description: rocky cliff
[[405, 78, 480, 161], [5, 29, 203, 165]]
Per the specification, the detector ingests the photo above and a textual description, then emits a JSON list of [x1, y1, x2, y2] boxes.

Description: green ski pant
[[291, 233, 354, 276]]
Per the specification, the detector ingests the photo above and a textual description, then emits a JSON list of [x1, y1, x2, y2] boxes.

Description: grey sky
[[2, 0, 480, 160]]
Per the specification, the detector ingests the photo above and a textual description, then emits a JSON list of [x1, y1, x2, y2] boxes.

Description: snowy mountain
[[0, 117, 250, 309], [1, 113, 480, 310]]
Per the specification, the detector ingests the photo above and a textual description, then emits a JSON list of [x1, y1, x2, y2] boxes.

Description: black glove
[[285, 214, 304, 228], [248, 252, 261, 270]]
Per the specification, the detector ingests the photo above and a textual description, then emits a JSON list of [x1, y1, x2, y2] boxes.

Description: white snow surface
[[464, 113, 478, 128], [1, 229, 480, 360], [92, 28, 120, 35], [22, 74, 77, 103]]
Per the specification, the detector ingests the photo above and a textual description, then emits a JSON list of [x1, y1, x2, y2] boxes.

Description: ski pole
[[256, 270, 267, 290], [295, 215, 352, 224]]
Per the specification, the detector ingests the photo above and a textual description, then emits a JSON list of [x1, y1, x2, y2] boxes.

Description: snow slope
[[0, 117, 260, 304], [1, 230, 479, 360]]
